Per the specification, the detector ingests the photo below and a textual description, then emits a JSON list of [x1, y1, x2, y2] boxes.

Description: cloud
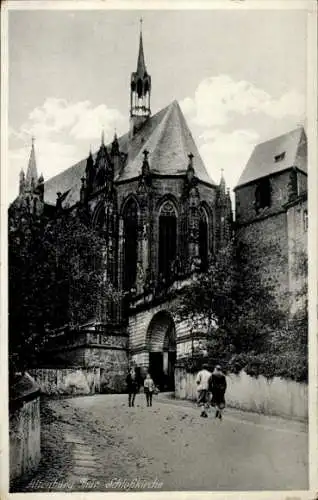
[[199, 129, 259, 190], [8, 97, 125, 203], [179, 75, 305, 128], [20, 97, 125, 141]]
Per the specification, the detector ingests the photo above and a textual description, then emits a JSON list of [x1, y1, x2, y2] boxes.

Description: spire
[[19, 168, 25, 195], [137, 17, 146, 76], [101, 129, 105, 146], [111, 130, 120, 156], [25, 137, 38, 189], [130, 19, 151, 131], [220, 168, 226, 194]]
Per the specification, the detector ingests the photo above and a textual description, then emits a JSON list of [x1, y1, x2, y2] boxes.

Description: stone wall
[[9, 373, 41, 484], [236, 212, 289, 312], [286, 196, 308, 314], [128, 296, 208, 371], [235, 171, 291, 225], [29, 352, 128, 396], [175, 367, 308, 421]]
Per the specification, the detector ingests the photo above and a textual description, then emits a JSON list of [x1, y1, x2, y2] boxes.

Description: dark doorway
[[149, 352, 164, 389], [123, 199, 138, 291], [147, 310, 176, 391], [167, 351, 176, 390], [159, 201, 177, 281]]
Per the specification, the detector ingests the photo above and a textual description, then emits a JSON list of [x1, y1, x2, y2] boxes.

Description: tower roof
[[25, 137, 38, 188], [43, 100, 216, 208], [235, 127, 307, 190], [136, 23, 147, 77]]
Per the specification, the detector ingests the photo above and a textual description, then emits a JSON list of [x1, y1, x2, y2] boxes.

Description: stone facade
[[9, 28, 231, 394], [234, 128, 308, 316], [9, 27, 307, 396]]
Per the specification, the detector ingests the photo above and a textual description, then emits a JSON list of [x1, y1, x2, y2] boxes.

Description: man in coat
[[210, 364, 227, 420], [126, 367, 140, 407]]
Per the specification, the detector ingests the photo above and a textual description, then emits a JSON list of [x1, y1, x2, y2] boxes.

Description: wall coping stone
[[9, 372, 40, 410]]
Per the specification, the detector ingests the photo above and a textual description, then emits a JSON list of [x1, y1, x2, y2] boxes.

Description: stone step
[[73, 459, 97, 467]]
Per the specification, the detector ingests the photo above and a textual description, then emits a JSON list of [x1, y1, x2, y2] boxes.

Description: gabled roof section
[[235, 127, 307, 190], [43, 100, 215, 207]]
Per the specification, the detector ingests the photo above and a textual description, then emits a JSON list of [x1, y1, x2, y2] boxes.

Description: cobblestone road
[[17, 393, 308, 492]]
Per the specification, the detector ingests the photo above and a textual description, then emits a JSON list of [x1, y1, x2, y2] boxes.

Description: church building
[[10, 26, 232, 393]]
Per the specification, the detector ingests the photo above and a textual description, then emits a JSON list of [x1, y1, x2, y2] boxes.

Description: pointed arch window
[[137, 79, 143, 98], [199, 206, 209, 271], [123, 198, 139, 291], [158, 201, 177, 282]]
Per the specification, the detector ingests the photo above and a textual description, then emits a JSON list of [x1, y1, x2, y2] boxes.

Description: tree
[[176, 238, 286, 360], [9, 208, 122, 375]]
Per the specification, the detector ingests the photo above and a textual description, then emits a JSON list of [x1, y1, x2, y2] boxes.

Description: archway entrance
[[147, 311, 176, 391]]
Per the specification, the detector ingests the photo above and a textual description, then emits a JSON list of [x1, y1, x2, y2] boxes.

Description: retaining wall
[[175, 367, 308, 421]]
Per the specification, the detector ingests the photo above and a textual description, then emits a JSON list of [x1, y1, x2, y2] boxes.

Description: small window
[[303, 210, 308, 232], [274, 152, 286, 163], [255, 178, 271, 212]]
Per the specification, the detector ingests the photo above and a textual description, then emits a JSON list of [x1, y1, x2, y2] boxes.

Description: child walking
[[144, 373, 155, 407]]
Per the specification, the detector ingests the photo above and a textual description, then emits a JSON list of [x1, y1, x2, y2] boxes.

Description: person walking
[[144, 373, 155, 407], [210, 364, 227, 420], [126, 367, 139, 407], [195, 362, 212, 418]]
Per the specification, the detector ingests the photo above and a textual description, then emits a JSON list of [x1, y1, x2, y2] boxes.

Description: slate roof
[[44, 100, 215, 207], [235, 127, 307, 190]]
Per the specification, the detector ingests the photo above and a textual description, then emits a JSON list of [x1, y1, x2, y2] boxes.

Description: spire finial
[[140, 17, 143, 34], [31, 136, 35, 147], [101, 129, 105, 145]]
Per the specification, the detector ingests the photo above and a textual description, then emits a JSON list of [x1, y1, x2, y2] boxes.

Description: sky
[[7, 7, 308, 203]]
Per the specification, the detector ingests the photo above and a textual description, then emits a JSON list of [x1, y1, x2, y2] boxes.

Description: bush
[[180, 349, 307, 383]]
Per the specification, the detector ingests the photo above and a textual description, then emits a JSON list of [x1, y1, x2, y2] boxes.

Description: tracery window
[[123, 198, 139, 291], [158, 201, 177, 282], [199, 206, 209, 271]]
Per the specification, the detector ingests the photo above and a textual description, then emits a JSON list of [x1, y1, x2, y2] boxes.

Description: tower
[[130, 19, 151, 137], [16, 138, 44, 218]]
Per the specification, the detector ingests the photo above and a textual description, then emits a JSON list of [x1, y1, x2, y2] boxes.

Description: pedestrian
[[210, 364, 227, 420], [126, 367, 139, 407], [195, 362, 212, 418], [144, 373, 155, 407]]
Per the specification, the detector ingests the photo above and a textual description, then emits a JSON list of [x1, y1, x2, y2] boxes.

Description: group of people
[[196, 363, 227, 419], [126, 362, 227, 419], [126, 367, 156, 407]]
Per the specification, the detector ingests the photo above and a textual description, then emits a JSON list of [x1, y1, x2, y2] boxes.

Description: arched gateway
[[146, 311, 176, 391]]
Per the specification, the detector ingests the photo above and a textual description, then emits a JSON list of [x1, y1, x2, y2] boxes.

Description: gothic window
[[199, 206, 209, 270], [255, 178, 271, 212], [123, 198, 138, 291], [158, 201, 177, 281], [137, 79, 143, 98]]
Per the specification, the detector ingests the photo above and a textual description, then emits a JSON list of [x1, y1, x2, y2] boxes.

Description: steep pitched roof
[[235, 127, 307, 190], [44, 100, 215, 207]]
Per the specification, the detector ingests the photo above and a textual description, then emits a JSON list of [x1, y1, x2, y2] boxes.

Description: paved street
[[17, 393, 308, 492]]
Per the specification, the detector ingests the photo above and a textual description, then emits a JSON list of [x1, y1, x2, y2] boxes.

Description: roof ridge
[[256, 126, 304, 148]]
